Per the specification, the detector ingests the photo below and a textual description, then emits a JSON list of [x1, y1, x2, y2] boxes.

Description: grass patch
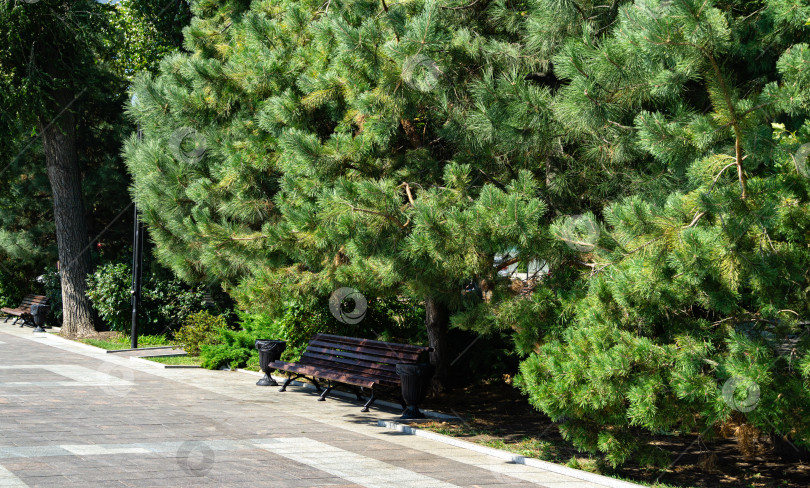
[[143, 355, 201, 366], [80, 333, 177, 350]]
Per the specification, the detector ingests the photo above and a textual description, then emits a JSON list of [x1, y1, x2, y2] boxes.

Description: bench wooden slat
[[315, 333, 430, 354], [303, 345, 421, 365], [299, 354, 401, 384], [308, 340, 424, 360], [269, 361, 377, 388], [297, 355, 401, 377], [309, 337, 426, 355], [301, 351, 402, 372]]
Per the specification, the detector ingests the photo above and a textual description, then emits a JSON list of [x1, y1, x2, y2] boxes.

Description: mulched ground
[[419, 380, 810, 488]]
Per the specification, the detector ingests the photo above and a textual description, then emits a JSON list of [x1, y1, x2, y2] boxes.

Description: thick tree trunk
[[425, 296, 450, 391], [41, 89, 96, 338]]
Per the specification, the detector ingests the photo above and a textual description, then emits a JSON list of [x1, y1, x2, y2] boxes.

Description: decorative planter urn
[[255, 340, 286, 386], [395, 362, 435, 420], [30, 303, 50, 333]]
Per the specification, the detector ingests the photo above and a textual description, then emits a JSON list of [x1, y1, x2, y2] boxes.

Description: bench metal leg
[[352, 387, 365, 402], [279, 376, 294, 392], [361, 392, 377, 412], [318, 384, 333, 401]]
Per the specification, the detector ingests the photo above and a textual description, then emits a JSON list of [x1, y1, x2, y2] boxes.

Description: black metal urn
[[395, 362, 435, 420], [30, 303, 50, 333], [255, 340, 286, 386]]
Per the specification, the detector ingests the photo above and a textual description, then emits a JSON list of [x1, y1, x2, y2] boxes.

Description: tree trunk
[[41, 89, 96, 338], [425, 296, 450, 391]]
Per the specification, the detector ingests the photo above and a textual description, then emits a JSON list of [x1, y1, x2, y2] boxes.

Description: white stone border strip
[[107, 346, 184, 354], [378, 421, 643, 488], [129, 356, 201, 369]]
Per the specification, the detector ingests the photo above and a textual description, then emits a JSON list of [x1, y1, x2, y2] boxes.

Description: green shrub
[[85, 263, 131, 331], [199, 342, 253, 370], [174, 311, 225, 356], [86, 262, 218, 334], [198, 311, 279, 369], [198, 296, 426, 370], [0, 263, 30, 309]]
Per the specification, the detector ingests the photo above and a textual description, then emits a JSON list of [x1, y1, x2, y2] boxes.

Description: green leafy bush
[[199, 296, 426, 370], [85, 263, 131, 331], [86, 262, 216, 334], [174, 311, 226, 356], [199, 311, 282, 370]]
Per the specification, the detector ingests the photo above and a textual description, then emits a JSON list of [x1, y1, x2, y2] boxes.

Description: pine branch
[[441, 0, 481, 10], [345, 203, 408, 229], [706, 53, 747, 199], [399, 182, 416, 206]]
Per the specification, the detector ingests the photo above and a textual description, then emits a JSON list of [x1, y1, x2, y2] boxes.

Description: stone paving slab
[[0, 324, 642, 488]]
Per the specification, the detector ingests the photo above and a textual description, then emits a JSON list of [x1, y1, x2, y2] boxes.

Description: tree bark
[[425, 296, 450, 391], [41, 89, 96, 338]]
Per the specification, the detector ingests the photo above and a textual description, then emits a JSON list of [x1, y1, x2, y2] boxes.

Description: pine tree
[[124, 0, 810, 464], [511, 0, 810, 465], [125, 0, 562, 386]]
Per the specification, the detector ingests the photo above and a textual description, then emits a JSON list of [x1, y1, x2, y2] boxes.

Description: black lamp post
[[130, 125, 144, 350], [130, 204, 144, 349]]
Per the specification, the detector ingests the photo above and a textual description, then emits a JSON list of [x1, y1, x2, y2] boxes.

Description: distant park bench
[[270, 333, 432, 412], [1, 295, 49, 327]]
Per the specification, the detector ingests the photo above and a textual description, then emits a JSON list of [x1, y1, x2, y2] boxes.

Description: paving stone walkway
[[0, 323, 641, 488]]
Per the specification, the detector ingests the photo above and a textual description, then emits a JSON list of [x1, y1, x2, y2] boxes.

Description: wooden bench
[[270, 333, 432, 412], [1, 295, 49, 327]]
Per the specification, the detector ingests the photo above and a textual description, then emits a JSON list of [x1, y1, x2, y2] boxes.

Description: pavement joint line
[[1, 326, 642, 487], [379, 421, 642, 488]]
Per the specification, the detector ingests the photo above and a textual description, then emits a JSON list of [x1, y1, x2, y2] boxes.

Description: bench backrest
[[20, 295, 48, 311], [300, 333, 431, 387]]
